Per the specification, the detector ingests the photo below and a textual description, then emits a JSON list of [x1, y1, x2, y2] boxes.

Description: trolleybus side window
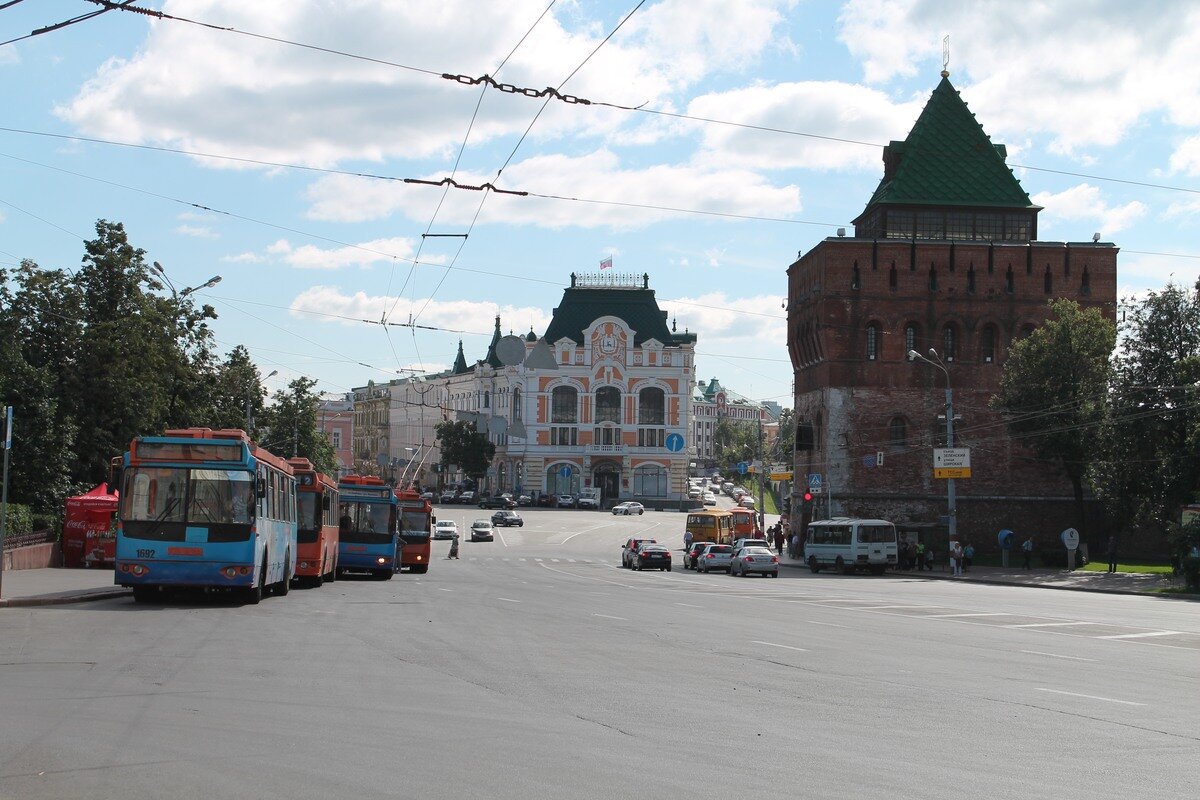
[[859, 525, 896, 543]]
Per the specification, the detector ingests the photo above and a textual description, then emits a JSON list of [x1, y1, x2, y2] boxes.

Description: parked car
[[683, 541, 714, 570], [738, 496, 756, 508], [731, 538, 771, 556], [419, 490, 435, 501], [491, 510, 524, 527], [439, 489, 459, 504], [576, 488, 601, 510], [433, 520, 459, 540], [611, 501, 645, 516], [730, 546, 780, 577], [621, 537, 658, 568], [696, 543, 734, 573], [702, 492, 717, 506], [730, 487, 746, 500], [479, 494, 517, 510], [516, 494, 532, 506], [536, 493, 556, 507], [688, 487, 702, 499], [555, 494, 576, 508], [457, 490, 476, 505], [631, 544, 672, 571], [469, 519, 494, 542]]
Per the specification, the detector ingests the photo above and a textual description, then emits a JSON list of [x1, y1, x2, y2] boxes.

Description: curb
[[778, 561, 1193, 600], [0, 588, 132, 608]]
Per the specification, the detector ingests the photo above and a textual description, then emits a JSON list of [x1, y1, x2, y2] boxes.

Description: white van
[[805, 518, 897, 575], [576, 487, 601, 510]]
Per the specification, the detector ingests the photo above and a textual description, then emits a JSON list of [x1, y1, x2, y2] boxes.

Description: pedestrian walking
[[916, 541, 927, 571], [1106, 534, 1118, 573], [773, 525, 784, 556], [1021, 535, 1033, 569], [684, 529, 693, 553], [447, 533, 460, 560], [950, 540, 963, 576], [963, 542, 974, 572]]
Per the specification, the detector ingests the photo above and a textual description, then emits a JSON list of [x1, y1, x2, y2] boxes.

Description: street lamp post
[[908, 348, 957, 550], [247, 369, 278, 433]]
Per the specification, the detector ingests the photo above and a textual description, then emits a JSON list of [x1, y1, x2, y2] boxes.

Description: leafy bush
[[2, 503, 33, 537], [1182, 558, 1200, 591], [31, 511, 61, 536]]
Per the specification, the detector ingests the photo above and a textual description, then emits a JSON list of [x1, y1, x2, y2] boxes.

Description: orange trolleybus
[[395, 486, 433, 574], [287, 458, 340, 586]]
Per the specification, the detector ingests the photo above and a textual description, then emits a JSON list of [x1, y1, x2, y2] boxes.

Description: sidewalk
[[781, 554, 1188, 597], [0, 567, 130, 608]]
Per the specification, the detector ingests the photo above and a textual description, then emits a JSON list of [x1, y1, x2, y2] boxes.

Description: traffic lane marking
[[752, 640, 809, 653], [1034, 688, 1145, 707], [1021, 650, 1096, 662], [1098, 631, 1182, 640], [593, 613, 628, 621], [1006, 622, 1103, 628], [497, 597, 521, 603]]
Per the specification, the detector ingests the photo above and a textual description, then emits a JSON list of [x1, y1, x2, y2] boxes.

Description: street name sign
[[933, 448, 971, 479]]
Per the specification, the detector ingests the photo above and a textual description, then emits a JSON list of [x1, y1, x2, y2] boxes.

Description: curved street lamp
[[908, 348, 957, 550]]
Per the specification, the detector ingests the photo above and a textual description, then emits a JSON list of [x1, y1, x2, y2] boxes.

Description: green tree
[[991, 299, 1116, 538], [257, 377, 337, 475], [714, 418, 759, 474], [769, 408, 796, 463], [435, 419, 495, 482], [1092, 282, 1200, 536], [206, 346, 268, 437]]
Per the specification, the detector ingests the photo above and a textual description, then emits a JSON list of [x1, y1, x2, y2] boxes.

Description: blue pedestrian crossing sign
[[807, 473, 823, 493], [737, 461, 749, 475], [665, 433, 685, 452]]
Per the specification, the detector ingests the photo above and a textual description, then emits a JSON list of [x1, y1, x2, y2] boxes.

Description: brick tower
[[786, 72, 1117, 552]]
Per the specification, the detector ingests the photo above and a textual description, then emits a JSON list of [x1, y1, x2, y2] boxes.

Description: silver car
[[730, 546, 779, 577], [433, 520, 458, 540], [696, 543, 734, 573]]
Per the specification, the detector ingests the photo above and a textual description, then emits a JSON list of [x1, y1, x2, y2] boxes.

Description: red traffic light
[[803, 492, 814, 502]]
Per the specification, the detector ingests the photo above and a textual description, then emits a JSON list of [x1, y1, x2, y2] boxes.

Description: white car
[[738, 496, 756, 508], [702, 492, 717, 506], [611, 501, 645, 516], [433, 520, 458, 540]]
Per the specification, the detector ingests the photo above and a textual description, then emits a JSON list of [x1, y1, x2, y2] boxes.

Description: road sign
[[806, 473, 822, 493], [736, 461, 748, 475], [769, 472, 793, 481], [558, 465, 572, 478], [934, 448, 971, 479], [665, 433, 685, 452], [769, 463, 787, 473]]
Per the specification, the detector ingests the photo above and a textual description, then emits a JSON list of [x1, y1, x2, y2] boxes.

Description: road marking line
[[1097, 631, 1181, 640], [674, 602, 703, 608], [924, 612, 1010, 618], [568, 559, 577, 563], [535, 558, 544, 562], [752, 640, 809, 652], [1006, 622, 1101, 628], [436, 587, 452, 592], [807, 621, 849, 628], [593, 613, 627, 621], [857, 605, 933, 610], [1021, 651, 1096, 662], [1035, 688, 1144, 706], [497, 597, 521, 603], [519, 558, 527, 562]]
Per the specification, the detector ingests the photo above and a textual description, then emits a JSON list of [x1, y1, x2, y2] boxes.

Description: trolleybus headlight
[[416, 555, 422, 561], [129, 564, 149, 576], [299, 561, 310, 570], [221, 566, 239, 579], [377, 557, 387, 564]]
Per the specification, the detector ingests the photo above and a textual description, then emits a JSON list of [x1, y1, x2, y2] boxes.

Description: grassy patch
[[1081, 562, 1175, 574], [1152, 586, 1200, 596]]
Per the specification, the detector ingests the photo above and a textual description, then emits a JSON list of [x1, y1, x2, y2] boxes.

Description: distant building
[[786, 71, 1117, 546], [318, 394, 354, 476], [690, 377, 777, 469], [350, 374, 447, 488]]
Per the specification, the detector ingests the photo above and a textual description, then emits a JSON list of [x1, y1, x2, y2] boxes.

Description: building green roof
[[858, 76, 1038, 216], [451, 340, 470, 375], [542, 285, 696, 347], [481, 316, 503, 369]]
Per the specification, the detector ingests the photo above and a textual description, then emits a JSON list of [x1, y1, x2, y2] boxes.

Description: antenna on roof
[[1092, 232, 1101, 242], [942, 35, 950, 78]]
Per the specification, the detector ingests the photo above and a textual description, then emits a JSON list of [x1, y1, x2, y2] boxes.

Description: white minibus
[[805, 518, 898, 575]]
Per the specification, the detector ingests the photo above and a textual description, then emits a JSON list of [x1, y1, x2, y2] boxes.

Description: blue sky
[[3, 0, 1199, 409]]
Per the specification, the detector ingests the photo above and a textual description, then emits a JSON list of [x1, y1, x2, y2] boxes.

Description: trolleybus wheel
[[808, 556, 820, 573], [275, 551, 291, 596], [132, 586, 155, 603], [244, 556, 266, 605]]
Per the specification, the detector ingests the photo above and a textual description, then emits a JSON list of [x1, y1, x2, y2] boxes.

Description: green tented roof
[[543, 287, 696, 347], [859, 76, 1038, 213], [451, 340, 470, 374]]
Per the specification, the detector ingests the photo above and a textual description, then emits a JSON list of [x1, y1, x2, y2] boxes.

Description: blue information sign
[[559, 465, 572, 478], [665, 433, 684, 452], [736, 461, 748, 475]]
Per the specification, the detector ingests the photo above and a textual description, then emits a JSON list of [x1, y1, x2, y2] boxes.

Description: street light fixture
[[908, 348, 957, 550], [246, 369, 279, 433], [180, 275, 222, 297]]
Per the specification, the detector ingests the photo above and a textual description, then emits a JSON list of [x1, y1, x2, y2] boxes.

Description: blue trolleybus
[[112, 427, 297, 604], [336, 474, 399, 580]]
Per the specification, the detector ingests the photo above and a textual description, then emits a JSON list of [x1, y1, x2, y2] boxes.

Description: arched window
[[633, 464, 667, 497], [545, 463, 579, 496], [943, 324, 957, 362], [905, 323, 919, 355], [851, 262, 861, 290], [980, 325, 997, 363], [483, 390, 490, 409], [1005, 265, 1015, 293], [638, 387, 664, 425], [512, 387, 522, 421], [889, 262, 898, 290], [1044, 264, 1053, 294], [889, 417, 907, 450], [967, 264, 976, 293], [551, 386, 577, 423], [596, 387, 621, 424], [866, 323, 880, 361]]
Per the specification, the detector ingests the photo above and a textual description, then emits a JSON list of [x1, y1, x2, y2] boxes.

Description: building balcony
[[586, 444, 626, 453]]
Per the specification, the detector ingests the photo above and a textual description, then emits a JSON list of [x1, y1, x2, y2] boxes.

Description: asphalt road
[[1, 506, 1197, 799]]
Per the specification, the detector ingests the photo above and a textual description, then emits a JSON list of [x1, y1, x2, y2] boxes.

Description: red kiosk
[[62, 484, 119, 568]]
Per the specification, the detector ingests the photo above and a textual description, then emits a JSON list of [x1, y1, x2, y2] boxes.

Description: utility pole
[[1, 406, 13, 599], [909, 349, 957, 550], [756, 412, 766, 534]]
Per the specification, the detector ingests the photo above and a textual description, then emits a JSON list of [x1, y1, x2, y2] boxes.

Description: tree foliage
[[435, 419, 495, 480], [1092, 283, 1200, 532], [991, 299, 1116, 536], [257, 377, 337, 475], [714, 418, 761, 473]]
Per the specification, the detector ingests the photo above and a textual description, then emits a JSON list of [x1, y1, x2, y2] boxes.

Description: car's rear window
[[744, 547, 774, 555], [707, 545, 732, 553]]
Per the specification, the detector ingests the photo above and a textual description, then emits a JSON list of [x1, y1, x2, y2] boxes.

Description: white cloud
[[0, 47, 18, 66], [1118, 254, 1200, 290], [1163, 197, 1200, 221], [1031, 184, 1147, 236], [688, 81, 923, 171], [289, 286, 553, 339], [662, 291, 787, 353], [174, 224, 218, 238], [55, 1, 796, 169], [838, 0, 1200, 154], [264, 237, 419, 269], [1169, 135, 1200, 176], [220, 251, 267, 263], [304, 149, 803, 228]]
